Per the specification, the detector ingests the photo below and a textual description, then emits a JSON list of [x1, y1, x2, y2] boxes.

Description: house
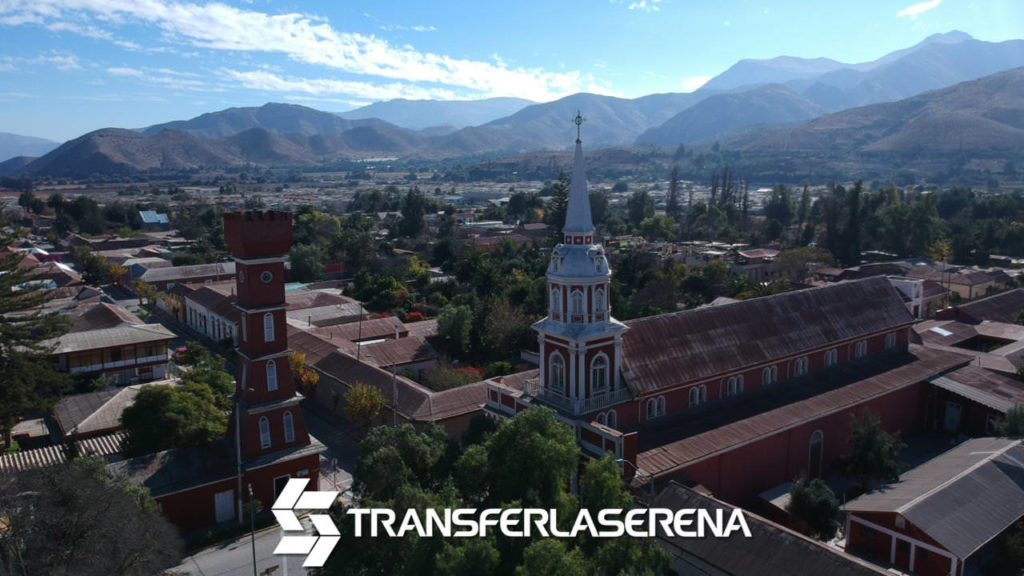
[[185, 285, 240, 345], [935, 288, 1024, 325], [926, 364, 1024, 435], [138, 210, 170, 230], [844, 437, 1024, 576], [46, 301, 175, 384], [52, 382, 171, 439]]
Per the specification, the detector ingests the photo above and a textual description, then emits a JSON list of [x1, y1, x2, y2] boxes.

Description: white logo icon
[[271, 478, 340, 567]]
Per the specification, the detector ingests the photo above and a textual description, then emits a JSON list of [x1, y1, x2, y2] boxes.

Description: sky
[[0, 0, 1021, 142]]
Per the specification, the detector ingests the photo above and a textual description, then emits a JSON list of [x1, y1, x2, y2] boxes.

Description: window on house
[[266, 360, 278, 392], [549, 353, 566, 396], [607, 410, 617, 429], [283, 411, 295, 443], [647, 397, 666, 419], [763, 365, 778, 385], [264, 312, 275, 342], [259, 417, 271, 448], [657, 396, 666, 416], [596, 412, 607, 426], [689, 387, 699, 406], [855, 340, 868, 359], [591, 355, 609, 394], [825, 348, 838, 367]]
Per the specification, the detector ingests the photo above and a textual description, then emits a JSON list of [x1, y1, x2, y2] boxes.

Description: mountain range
[[3, 30, 1022, 178], [0, 132, 60, 163]]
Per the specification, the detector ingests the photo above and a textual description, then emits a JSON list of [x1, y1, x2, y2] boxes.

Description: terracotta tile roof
[[845, 438, 1024, 559], [637, 347, 968, 478], [654, 482, 889, 576], [622, 277, 915, 395]]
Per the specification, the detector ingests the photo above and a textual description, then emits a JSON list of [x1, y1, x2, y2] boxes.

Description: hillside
[[0, 132, 60, 163], [740, 67, 1024, 154], [635, 85, 826, 147], [336, 97, 534, 130], [141, 102, 384, 139]]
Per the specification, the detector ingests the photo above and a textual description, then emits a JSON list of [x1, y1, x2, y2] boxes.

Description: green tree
[[995, 405, 1024, 435], [771, 246, 834, 285], [120, 383, 229, 457], [786, 475, 840, 540], [627, 189, 655, 227], [516, 539, 585, 576], [290, 243, 325, 282], [437, 304, 474, 357], [398, 187, 428, 238], [544, 172, 570, 243], [667, 165, 682, 221], [0, 230, 72, 445], [834, 411, 905, 490]]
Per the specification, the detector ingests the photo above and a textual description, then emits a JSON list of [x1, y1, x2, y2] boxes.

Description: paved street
[[171, 521, 311, 576], [302, 408, 360, 496]]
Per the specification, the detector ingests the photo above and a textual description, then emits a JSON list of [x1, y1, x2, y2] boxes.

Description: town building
[[844, 437, 1024, 576]]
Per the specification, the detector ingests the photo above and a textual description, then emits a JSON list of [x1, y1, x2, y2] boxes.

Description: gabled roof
[[845, 437, 1024, 559], [654, 482, 888, 576], [0, 432, 124, 472], [940, 288, 1024, 324], [140, 261, 235, 283], [53, 382, 171, 437], [285, 289, 352, 311], [47, 323, 176, 354], [354, 336, 438, 368], [622, 277, 915, 394], [929, 364, 1024, 413], [310, 316, 407, 343], [69, 301, 143, 332]]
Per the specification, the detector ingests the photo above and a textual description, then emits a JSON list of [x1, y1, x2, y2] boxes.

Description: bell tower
[[224, 211, 310, 459], [532, 113, 628, 418]]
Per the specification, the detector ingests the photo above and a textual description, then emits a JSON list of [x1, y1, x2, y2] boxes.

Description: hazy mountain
[[0, 132, 60, 162], [740, 67, 1024, 154], [433, 92, 701, 154], [701, 56, 848, 93], [337, 97, 534, 130], [795, 35, 1024, 111], [0, 156, 36, 177], [142, 102, 384, 139], [635, 84, 826, 147]]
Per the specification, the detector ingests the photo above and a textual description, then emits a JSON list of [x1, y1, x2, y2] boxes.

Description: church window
[[283, 411, 295, 443], [885, 332, 898, 350], [606, 410, 617, 429], [794, 357, 809, 377], [808, 430, 824, 478], [727, 376, 744, 396], [763, 365, 778, 385], [570, 290, 584, 322], [241, 312, 247, 342], [263, 312, 275, 342], [824, 348, 838, 367], [266, 360, 278, 392], [550, 287, 561, 320], [594, 287, 606, 315], [259, 417, 271, 448], [549, 353, 566, 396], [854, 340, 868, 359], [596, 412, 607, 426], [591, 354, 609, 394], [689, 385, 707, 407]]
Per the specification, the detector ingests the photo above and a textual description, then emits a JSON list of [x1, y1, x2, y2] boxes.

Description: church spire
[[563, 111, 594, 237]]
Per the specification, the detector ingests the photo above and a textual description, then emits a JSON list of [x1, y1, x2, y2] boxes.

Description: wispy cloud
[[380, 23, 436, 32], [222, 68, 462, 101], [106, 65, 219, 91], [0, 0, 592, 102], [679, 75, 711, 93], [108, 66, 143, 77], [628, 0, 661, 12], [897, 0, 941, 18]]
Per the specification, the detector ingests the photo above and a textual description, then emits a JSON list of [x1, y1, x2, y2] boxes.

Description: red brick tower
[[224, 211, 320, 509]]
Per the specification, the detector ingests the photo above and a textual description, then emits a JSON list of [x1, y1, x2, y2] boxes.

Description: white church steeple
[[532, 113, 628, 419]]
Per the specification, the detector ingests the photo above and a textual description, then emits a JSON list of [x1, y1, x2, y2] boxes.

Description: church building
[[485, 119, 972, 507]]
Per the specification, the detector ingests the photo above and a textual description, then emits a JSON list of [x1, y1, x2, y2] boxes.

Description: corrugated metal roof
[[310, 316, 407, 343], [654, 482, 889, 576], [943, 289, 1024, 324], [53, 382, 173, 437], [845, 438, 1024, 559], [930, 364, 1024, 413], [637, 347, 968, 477], [357, 336, 438, 368], [47, 323, 176, 353], [140, 261, 235, 283], [0, 432, 125, 472], [69, 301, 143, 332], [622, 277, 915, 395]]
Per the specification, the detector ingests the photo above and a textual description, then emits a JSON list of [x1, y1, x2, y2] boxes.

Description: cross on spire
[[574, 110, 585, 142]]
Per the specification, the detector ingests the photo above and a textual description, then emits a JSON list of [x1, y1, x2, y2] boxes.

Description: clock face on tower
[[260, 270, 274, 284]]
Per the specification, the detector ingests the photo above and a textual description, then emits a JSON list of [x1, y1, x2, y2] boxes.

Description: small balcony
[[68, 354, 169, 375], [532, 384, 631, 416]]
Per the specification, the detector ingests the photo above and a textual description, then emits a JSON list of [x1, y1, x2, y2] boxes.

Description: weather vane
[[574, 110, 585, 141]]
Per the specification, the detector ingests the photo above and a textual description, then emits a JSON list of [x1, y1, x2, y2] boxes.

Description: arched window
[[646, 398, 657, 419], [263, 312, 275, 342], [259, 417, 271, 448], [591, 354, 609, 394], [596, 412, 607, 426], [700, 385, 707, 403], [885, 332, 898, 350], [855, 340, 868, 359], [824, 348, 838, 368], [266, 360, 278, 392], [550, 287, 561, 320], [763, 365, 778, 386], [728, 376, 744, 396], [606, 410, 617, 429], [656, 396, 666, 416], [594, 287, 606, 315], [689, 387, 700, 407], [241, 312, 248, 342], [549, 353, 566, 396], [239, 269, 245, 283], [283, 411, 295, 443], [808, 430, 824, 478], [794, 357, 809, 377], [570, 290, 584, 322]]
